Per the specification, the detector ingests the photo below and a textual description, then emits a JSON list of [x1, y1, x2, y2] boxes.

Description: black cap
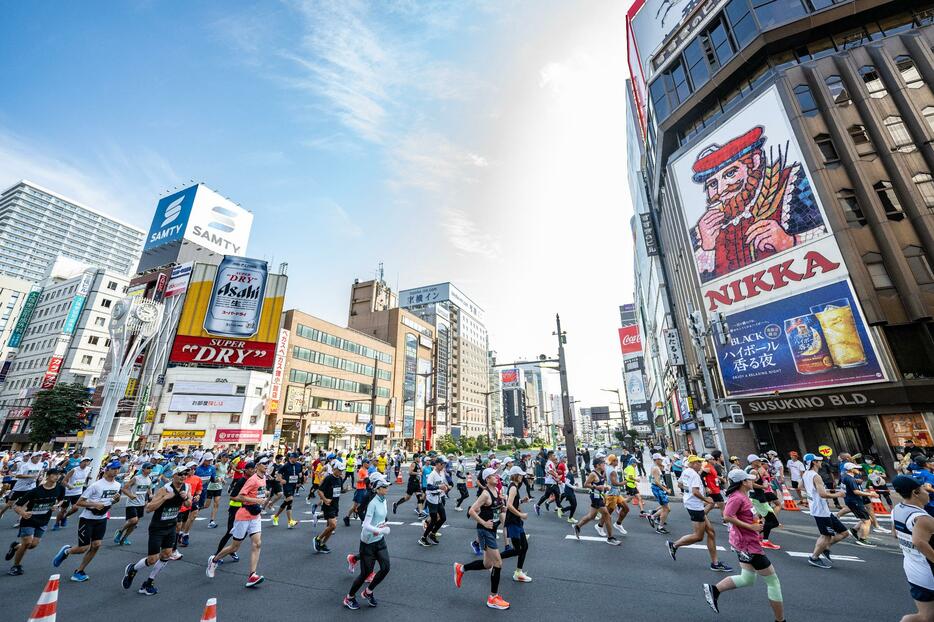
[[244, 461, 256, 469], [893, 475, 924, 497]]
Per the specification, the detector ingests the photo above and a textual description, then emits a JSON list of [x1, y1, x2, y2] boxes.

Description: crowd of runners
[[0, 441, 930, 620]]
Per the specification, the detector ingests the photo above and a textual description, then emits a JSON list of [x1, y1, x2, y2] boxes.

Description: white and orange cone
[[28, 574, 60, 622], [200, 598, 217, 622]]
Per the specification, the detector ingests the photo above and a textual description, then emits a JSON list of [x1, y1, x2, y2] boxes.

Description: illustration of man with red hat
[[689, 126, 825, 283]]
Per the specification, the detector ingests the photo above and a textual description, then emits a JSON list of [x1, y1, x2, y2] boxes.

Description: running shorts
[[605, 495, 623, 512], [910, 582, 934, 603], [176, 509, 191, 524], [125, 505, 145, 520], [269, 481, 282, 495], [407, 478, 421, 495], [322, 502, 340, 520], [709, 492, 724, 503], [353, 489, 367, 504], [476, 527, 498, 551], [590, 497, 606, 509], [625, 486, 639, 498], [230, 517, 262, 541], [790, 481, 800, 490], [814, 514, 848, 536], [77, 517, 107, 546], [651, 485, 669, 505], [147, 524, 177, 555], [736, 550, 771, 570], [283, 484, 297, 498], [845, 500, 870, 520], [205, 489, 222, 499], [427, 501, 443, 514], [764, 492, 778, 503], [18, 524, 46, 539], [687, 508, 707, 523], [62, 494, 81, 509], [505, 523, 525, 540]]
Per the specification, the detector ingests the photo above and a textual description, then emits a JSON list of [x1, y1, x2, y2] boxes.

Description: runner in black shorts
[[122, 469, 191, 596], [265, 455, 284, 514], [313, 464, 342, 554], [274, 453, 303, 529], [392, 459, 424, 514], [572, 457, 620, 545]]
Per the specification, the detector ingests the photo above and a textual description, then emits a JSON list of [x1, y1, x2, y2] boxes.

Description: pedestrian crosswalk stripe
[[785, 551, 864, 562], [681, 544, 726, 551]]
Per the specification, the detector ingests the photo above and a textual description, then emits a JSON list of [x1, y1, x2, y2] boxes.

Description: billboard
[[669, 85, 885, 396], [169, 261, 287, 370], [63, 271, 95, 335], [169, 394, 246, 412], [8, 288, 40, 347], [501, 369, 520, 389], [618, 325, 642, 355], [590, 406, 611, 421], [164, 262, 193, 297], [143, 184, 253, 256], [625, 369, 647, 405], [215, 428, 262, 444], [267, 329, 290, 414], [170, 381, 240, 396]]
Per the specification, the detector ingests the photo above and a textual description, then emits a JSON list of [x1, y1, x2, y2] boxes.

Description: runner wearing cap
[[500, 465, 532, 583], [0, 452, 43, 521], [265, 455, 285, 516], [5, 468, 64, 576], [746, 455, 781, 550], [174, 461, 203, 551], [54, 456, 92, 530], [274, 452, 303, 529], [393, 456, 424, 516], [206, 457, 269, 588], [702, 454, 725, 521], [786, 451, 808, 508], [52, 460, 123, 582], [572, 456, 620, 546], [841, 461, 876, 546], [666, 455, 731, 571], [891, 475, 934, 621], [603, 455, 628, 537], [213, 461, 256, 565], [420, 457, 450, 547], [343, 475, 392, 610], [801, 452, 849, 568], [623, 456, 646, 517], [703, 469, 785, 621], [453, 467, 511, 610], [346, 458, 371, 526], [453, 455, 470, 511], [115, 462, 153, 546], [534, 451, 560, 517], [313, 459, 343, 554], [648, 453, 671, 534]]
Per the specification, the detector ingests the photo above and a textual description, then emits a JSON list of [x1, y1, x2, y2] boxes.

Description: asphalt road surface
[[0, 483, 910, 621]]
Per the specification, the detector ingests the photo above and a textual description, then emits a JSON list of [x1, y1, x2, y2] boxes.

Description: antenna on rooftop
[[377, 262, 384, 283]]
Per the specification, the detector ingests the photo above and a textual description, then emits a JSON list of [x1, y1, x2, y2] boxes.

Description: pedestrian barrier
[[27, 574, 59, 622], [869, 493, 890, 516], [200, 598, 217, 622], [466, 474, 473, 488], [781, 485, 800, 511]]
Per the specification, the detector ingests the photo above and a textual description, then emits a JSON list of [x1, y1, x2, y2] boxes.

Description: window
[[106, 281, 118, 291], [896, 55, 925, 89], [158, 413, 166, 423], [185, 414, 198, 424], [914, 173, 934, 209], [848, 124, 875, 156], [860, 65, 887, 98], [925, 107, 934, 135], [683, 37, 710, 91], [752, 0, 806, 29], [249, 415, 258, 425], [701, 15, 735, 69], [235, 385, 246, 395], [825, 75, 849, 106], [93, 316, 105, 327], [874, 181, 904, 220], [87, 336, 99, 345], [837, 189, 866, 226], [793, 84, 818, 116], [815, 134, 839, 162], [884, 115, 915, 152], [100, 298, 111, 308], [906, 246, 934, 285], [725, 0, 757, 47], [80, 355, 93, 365], [255, 387, 263, 396], [885, 324, 934, 379], [229, 414, 241, 424], [794, 38, 836, 64], [865, 257, 894, 289], [834, 26, 872, 50]]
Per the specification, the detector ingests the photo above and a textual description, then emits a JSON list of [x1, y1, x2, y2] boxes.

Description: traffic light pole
[[556, 314, 578, 468], [688, 309, 730, 459]]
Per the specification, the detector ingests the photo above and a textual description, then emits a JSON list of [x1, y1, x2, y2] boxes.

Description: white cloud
[[389, 131, 489, 192], [322, 199, 364, 239], [441, 207, 500, 259]]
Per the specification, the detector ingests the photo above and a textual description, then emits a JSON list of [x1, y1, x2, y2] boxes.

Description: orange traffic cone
[[200, 598, 217, 622], [395, 472, 403, 484], [869, 493, 890, 516], [466, 474, 473, 488], [781, 485, 800, 511], [28, 574, 60, 622]]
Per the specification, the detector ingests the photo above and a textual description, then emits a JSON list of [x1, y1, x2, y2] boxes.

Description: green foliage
[[28, 383, 90, 445], [613, 431, 626, 443], [436, 434, 459, 454]]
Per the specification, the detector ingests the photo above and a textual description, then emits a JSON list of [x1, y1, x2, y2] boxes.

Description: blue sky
[[0, 1, 633, 408]]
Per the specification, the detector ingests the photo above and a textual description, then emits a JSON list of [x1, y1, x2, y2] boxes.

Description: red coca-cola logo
[[619, 326, 642, 354]]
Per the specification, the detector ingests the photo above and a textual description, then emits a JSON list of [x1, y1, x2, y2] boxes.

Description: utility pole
[[687, 309, 730, 458], [555, 314, 577, 468]]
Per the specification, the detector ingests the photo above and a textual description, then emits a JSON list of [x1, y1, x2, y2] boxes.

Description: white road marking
[[681, 544, 726, 551], [785, 551, 864, 562]]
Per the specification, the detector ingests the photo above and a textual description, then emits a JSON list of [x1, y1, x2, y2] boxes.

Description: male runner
[[175, 462, 203, 550], [572, 457, 620, 545], [624, 456, 646, 517], [666, 455, 731, 571], [52, 461, 123, 582], [648, 453, 671, 534], [702, 454, 724, 520], [602, 455, 627, 537], [275, 452, 302, 529], [313, 460, 342, 554], [557, 455, 578, 523], [213, 461, 255, 565], [54, 456, 91, 530], [206, 453, 228, 528], [801, 453, 849, 568], [0, 452, 43, 520], [786, 451, 807, 507], [345, 458, 370, 526], [841, 460, 875, 546], [6, 468, 64, 576], [115, 462, 153, 546], [392, 456, 423, 515], [892, 475, 934, 622], [454, 456, 469, 511], [420, 457, 450, 546], [534, 451, 560, 517]]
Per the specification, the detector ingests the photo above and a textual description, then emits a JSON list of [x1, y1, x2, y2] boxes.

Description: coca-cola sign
[[170, 335, 275, 369], [618, 325, 642, 355]]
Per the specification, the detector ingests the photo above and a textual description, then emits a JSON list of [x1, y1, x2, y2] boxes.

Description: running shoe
[[343, 516, 351, 527], [229, 553, 240, 562], [616, 525, 628, 536], [181, 534, 190, 547], [556, 508, 564, 518], [573, 525, 581, 540], [362, 588, 378, 607], [487, 594, 510, 610], [245, 573, 265, 587], [710, 561, 732, 572], [760, 540, 781, 550], [208, 521, 218, 529], [595, 524, 607, 537], [272, 515, 279, 527], [454, 505, 464, 512], [512, 569, 532, 582], [656, 526, 670, 535], [821, 549, 833, 565], [318, 544, 331, 554], [703, 583, 720, 613], [454, 562, 464, 588], [312, 512, 320, 529], [288, 520, 298, 529], [808, 556, 832, 569], [647, 515, 657, 530], [343, 596, 361, 610], [534, 505, 541, 517], [170, 551, 183, 561], [605, 536, 621, 546], [52, 544, 71, 567], [853, 538, 876, 547], [544, 502, 551, 512], [70, 570, 89, 582], [312, 537, 320, 553], [471, 540, 482, 555], [122, 563, 137, 589], [138, 580, 158, 596], [392, 501, 399, 514], [113, 530, 123, 545], [428, 534, 440, 545], [873, 527, 892, 535], [206, 555, 218, 578], [5, 541, 17, 561], [122, 538, 132, 545], [666, 540, 677, 561], [51, 523, 61, 532], [418, 537, 432, 547], [347, 554, 358, 574], [8, 564, 22, 576], [566, 517, 578, 525]]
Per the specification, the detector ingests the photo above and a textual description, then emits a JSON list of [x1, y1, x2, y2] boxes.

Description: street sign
[[664, 328, 684, 365], [365, 421, 373, 434]]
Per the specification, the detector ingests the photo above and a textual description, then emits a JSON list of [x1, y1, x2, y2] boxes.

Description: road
[[0, 479, 910, 621]]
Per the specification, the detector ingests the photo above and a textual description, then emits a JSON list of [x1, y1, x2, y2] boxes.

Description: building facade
[[0, 181, 144, 282], [627, 0, 934, 466], [400, 283, 491, 439], [0, 275, 35, 373]]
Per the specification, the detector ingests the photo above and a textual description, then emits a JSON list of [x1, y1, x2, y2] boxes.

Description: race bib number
[[332, 487, 341, 498], [288, 476, 299, 483], [31, 501, 54, 514], [256, 487, 267, 500], [72, 480, 85, 488], [161, 507, 179, 521]]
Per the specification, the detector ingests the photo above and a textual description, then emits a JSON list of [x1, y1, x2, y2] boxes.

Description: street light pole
[[555, 314, 577, 468]]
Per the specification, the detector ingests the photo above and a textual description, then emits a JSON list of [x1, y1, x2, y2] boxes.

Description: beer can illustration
[[203, 256, 268, 338], [784, 314, 834, 375], [810, 299, 867, 368]]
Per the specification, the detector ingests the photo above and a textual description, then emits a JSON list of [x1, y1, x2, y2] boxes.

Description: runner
[[175, 462, 203, 551], [572, 457, 620, 545], [666, 455, 731, 571], [115, 462, 153, 546], [6, 468, 64, 576], [343, 474, 392, 610], [122, 466, 190, 596], [275, 452, 303, 529], [193, 453, 219, 526], [603, 455, 627, 537], [313, 459, 342, 554], [453, 468, 511, 610], [785, 451, 808, 508], [52, 461, 123, 582], [801, 453, 849, 568], [0, 452, 43, 521], [534, 451, 560, 517], [206, 453, 228, 528], [892, 475, 934, 622], [500, 465, 532, 583], [702, 454, 724, 521], [345, 458, 370, 526], [648, 453, 671, 534], [557, 455, 578, 524], [213, 461, 256, 565], [703, 469, 785, 622], [53, 456, 91, 531], [392, 456, 423, 515], [419, 457, 450, 547], [841, 460, 876, 546], [206, 457, 269, 587], [265, 455, 284, 514], [624, 456, 645, 517], [453, 456, 469, 511], [746, 455, 781, 550]]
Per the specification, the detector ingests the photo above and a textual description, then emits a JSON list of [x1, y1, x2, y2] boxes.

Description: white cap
[[652, 453, 663, 460], [843, 462, 860, 471], [728, 469, 757, 483], [202, 452, 215, 461], [481, 467, 498, 480], [152, 453, 164, 460], [503, 456, 515, 464], [507, 465, 525, 478], [746, 454, 761, 463], [184, 461, 198, 469]]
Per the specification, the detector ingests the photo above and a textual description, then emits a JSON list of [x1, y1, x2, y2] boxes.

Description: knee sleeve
[[731, 569, 757, 588], [763, 573, 782, 602]]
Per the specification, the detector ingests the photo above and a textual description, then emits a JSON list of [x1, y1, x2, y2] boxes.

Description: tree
[[474, 435, 490, 452], [436, 434, 458, 454], [327, 424, 347, 449], [613, 430, 626, 444], [29, 383, 90, 445]]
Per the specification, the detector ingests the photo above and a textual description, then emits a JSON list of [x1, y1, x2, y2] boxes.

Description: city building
[[0, 275, 35, 373], [626, 0, 934, 465], [0, 264, 130, 447], [501, 379, 527, 440], [348, 278, 436, 451], [400, 283, 491, 439], [487, 351, 504, 442], [0, 180, 144, 282], [271, 310, 393, 451]]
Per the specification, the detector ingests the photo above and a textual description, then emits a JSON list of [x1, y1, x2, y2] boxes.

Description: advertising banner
[[165, 262, 193, 297], [63, 271, 95, 335], [664, 328, 685, 365], [170, 381, 240, 396], [267, 329, 290, 414], [41, 357, 64, 389], [618, 325, 642, 355], [215, 428, 262, 444], [170, 336, 276, 368], [501, 369, 520, 389], [8, 288, 40, 348], [625, 369, 647, 405], [669, 85, 886, 396], [143, 184, 253, 256], [168, 394, 246, 413], [160, 429, 205, 446]]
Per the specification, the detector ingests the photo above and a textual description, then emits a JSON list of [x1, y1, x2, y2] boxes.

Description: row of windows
[[291, 345, 392, 381], [287, 368, 391, 398], [294, 323, 392, 364], [864, 247, 934, 289]]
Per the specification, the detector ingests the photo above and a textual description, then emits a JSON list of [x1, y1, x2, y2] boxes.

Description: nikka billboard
[[668, 85, 886, 397]]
